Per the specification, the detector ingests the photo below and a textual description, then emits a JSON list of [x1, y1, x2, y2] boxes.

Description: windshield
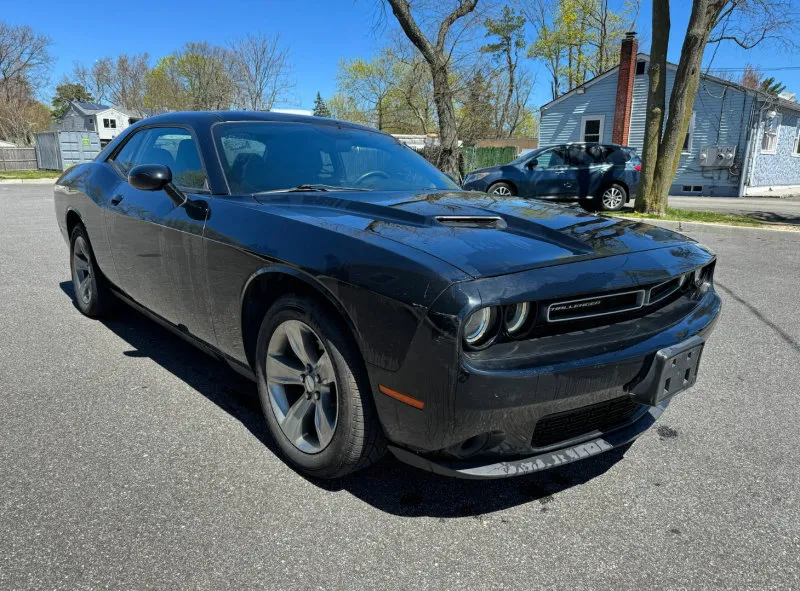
[[214, 121, 460, 194], [508, 147, 545, 166]]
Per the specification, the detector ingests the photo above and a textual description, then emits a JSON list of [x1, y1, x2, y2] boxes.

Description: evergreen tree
[[760, 77, 787, 96], [51, 83, 95, 120], [313, 92, 331, 117]]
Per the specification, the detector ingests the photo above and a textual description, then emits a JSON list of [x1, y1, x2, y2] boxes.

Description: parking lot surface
[[1, 184, 798, 590]]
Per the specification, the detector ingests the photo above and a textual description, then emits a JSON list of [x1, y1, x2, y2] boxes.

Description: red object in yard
[[634, 164, 642, 172]]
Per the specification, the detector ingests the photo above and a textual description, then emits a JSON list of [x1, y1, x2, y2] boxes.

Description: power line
[[707, 66, 800, 72]]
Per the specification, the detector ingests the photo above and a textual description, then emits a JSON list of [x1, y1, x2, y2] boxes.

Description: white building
[[58, 102, 132, 145]]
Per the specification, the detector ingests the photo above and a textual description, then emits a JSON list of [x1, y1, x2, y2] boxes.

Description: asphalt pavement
[[1, 184, 798, 590]]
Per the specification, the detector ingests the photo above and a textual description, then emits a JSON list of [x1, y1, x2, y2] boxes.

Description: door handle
[[110, 194, 124, 206]]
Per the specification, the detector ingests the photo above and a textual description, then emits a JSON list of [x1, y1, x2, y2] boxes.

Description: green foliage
[[51, 83, 94, 120], [527, 0, 638, 99], [462, 146, 518, 174], [759, 77, 787, 96], [313, 92, 331, 117], [481, 6, 526, 58]]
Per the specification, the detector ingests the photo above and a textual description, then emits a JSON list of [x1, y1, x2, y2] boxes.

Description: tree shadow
[[60, 281, 630, 518], [738, 211, 800, 226]]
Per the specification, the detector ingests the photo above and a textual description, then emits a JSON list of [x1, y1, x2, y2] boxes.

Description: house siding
[[539, 71, 619, 146], [748, 107, 800, 190]]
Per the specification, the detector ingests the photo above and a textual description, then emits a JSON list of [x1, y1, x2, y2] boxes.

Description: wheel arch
[[239, 266, 362, 371], [65, 207, 85, 238]]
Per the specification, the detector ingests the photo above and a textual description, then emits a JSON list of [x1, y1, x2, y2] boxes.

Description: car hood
[[465, 166, 499, 176], [253, 190, 696, 279]]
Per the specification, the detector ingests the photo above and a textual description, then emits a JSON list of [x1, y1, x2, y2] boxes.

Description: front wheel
[[488, 181, 516, 196], [255, 295, 385, 478], [599, 183, 628, 211]]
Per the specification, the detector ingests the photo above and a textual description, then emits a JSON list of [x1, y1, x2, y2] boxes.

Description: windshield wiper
[[259, 184, 371, 194]]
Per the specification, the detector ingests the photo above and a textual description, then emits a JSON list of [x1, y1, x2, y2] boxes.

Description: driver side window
[[534, 148, 567, 168], [109, 127, 208, 192]]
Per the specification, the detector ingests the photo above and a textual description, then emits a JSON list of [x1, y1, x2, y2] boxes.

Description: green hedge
[[461, 146, 517, 175], [413, 145, 518, 179]]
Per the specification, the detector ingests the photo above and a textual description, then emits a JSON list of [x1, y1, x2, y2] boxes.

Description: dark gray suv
[[462, 143, 641, 211]]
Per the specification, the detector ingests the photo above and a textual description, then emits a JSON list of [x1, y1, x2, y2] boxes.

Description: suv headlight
[[464, 172, 489, 184]]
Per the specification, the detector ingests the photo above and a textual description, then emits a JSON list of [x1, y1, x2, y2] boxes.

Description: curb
[[615, 216, 800, 233], [0, 178, 57, 185]]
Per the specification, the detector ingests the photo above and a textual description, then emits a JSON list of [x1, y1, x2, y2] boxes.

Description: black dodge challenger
[[54, 111, 720, 479]]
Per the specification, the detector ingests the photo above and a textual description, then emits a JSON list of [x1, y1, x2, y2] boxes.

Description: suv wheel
[[488, 182, 515, 196], [600, 183, 627, 211], [255, 295, 385, 478]]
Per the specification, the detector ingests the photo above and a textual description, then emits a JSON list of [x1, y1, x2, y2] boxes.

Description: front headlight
[[463, 307, 497, 347], [504, 302, 533, 336], [464, 172, 489, 184]]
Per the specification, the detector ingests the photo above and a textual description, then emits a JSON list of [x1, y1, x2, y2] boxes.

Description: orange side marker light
[[379, 385, 425, 410]]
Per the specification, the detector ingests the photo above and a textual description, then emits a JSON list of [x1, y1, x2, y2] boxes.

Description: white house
[[58, 101, 132, 145]]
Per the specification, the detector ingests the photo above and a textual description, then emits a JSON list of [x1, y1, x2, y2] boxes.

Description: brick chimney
[[611, 31, 638, 146]]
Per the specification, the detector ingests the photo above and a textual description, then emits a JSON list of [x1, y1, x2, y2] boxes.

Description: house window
[[581, 115, 604, 143], [636, 60, 646, 75], [682, 112, 696, 153], [110, 119, 117, 129], [103, 118, 110, 128], [761, 112, 781, 154], [793, 126, 800, 157]]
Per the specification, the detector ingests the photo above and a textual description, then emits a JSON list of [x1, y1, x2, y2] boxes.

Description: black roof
[[141, 110, 378, 134]]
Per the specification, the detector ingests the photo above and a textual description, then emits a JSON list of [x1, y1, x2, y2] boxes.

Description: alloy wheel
[[72, 236, 93, 305], [491, 185, 511, 196], [266, 320, 338, 454], [602, 187, 624, 209]]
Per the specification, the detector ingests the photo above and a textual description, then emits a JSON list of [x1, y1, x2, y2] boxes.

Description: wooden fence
[[0, 147, 37, 171]]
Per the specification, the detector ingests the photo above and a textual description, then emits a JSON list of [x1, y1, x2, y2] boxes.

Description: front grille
[[546, 290, 645, 323], [531, 396, 642, 448]]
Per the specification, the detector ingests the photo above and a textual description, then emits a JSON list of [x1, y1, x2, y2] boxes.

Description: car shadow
[[60, 281, 630, 518]]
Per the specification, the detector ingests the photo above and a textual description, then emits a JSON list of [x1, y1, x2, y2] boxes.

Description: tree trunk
[[635, 0, 670, 213], [431, 59, 460, 176], [384, 0, 477, 179], [651, 0, 720, 203], [637, 0, 726, 214]]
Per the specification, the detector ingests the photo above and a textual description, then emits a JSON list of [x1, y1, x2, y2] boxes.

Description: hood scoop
[[435, 215, 507, 230]]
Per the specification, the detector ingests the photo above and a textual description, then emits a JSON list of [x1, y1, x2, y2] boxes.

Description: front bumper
[[388, 399, 666, 479], [372, 284, 720, 478]]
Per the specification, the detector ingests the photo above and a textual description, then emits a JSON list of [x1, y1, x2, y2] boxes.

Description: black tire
[[599, 183, 628, 211], [69, 224, 112, 318], [487, 181, 516, 196], [254, 295, 386, 478]]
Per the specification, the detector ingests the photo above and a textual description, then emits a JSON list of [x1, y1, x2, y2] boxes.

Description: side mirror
[[526, 159, 538, 169], [129, 164, 172, 191]]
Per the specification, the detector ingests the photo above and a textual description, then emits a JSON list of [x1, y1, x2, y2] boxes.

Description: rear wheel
[[70, 225, 112, 317], [599, 183, 628, 211], [255, 295, 385, 478], [488, 181, 515, 196]]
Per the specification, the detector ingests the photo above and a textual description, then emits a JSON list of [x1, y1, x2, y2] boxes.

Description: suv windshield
[[214, 121, 460, 194]]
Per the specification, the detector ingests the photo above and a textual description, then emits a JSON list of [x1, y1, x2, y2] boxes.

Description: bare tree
[[228, 33, 293, 111], [0, 21, 53, 143], [385, 0, 480, 177], [73, 58, 113, 105], [636, 0, 798, 214]]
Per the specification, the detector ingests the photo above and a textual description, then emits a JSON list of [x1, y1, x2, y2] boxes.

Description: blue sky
[[1, 0, 798, 111]]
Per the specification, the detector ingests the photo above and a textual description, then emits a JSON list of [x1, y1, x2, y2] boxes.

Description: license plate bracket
[[629, 336, 705, 406]]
